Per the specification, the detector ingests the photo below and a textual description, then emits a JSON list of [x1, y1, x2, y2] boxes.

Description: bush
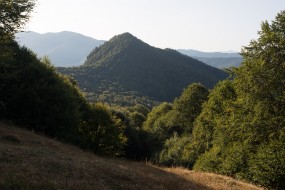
[[159, 133, 192, 166], [79, 103, 126, 156], [193, 146, 222, 173]]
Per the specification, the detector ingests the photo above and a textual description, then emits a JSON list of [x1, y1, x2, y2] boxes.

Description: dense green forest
[[135, 12, 285, 189], [58, 33, 227, 107], [1, 1, 284, 189]]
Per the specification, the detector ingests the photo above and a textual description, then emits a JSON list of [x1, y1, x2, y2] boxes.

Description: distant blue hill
[[177, 49, 243, 68], [177, 49, 241, 58], [15, 31, 105, 67]]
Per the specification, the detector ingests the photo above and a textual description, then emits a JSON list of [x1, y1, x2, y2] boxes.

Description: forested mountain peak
[[105, 32, 144, 49], [111, 32, 140, 41], [83, 32, 152, 67], [83, 32, 208, 68], [61, 33, 227, 104]]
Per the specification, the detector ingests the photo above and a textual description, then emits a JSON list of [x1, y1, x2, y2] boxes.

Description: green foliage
[[219, 142, 252, 178], [173, 83, 209, 133], [158, 133, 192, 166], [83, 85, 159, 108], [0, 0, 35, 35], [1, 42, 87, 142], [129, 112, 146, 129], [193, 146, 222, 173], [189, 80, 236, 160], [143, 102, 173, 132], [127, 104, 150, 117], [248, 140, 285, 189], [149, 82, 236, 168], [123, 123, 150, 160], [79, 103, 126, 156], [142, 83, 209, 164], [191, 10, 285, 189], [144, 83, 208, 136], [111, 105, 151, 160]]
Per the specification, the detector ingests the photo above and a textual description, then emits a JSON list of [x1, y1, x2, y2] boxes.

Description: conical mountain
[[84, 32, 150, 67], [59, 33, 228, 106]]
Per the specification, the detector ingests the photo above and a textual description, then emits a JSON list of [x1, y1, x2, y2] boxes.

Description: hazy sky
[[26, 0, 285, 52]]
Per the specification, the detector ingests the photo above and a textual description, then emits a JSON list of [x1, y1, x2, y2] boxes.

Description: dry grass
[[0, 122, 263, 190], [163, 167, 263, 190]]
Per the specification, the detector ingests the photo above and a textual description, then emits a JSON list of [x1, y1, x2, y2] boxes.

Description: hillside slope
[[15, 31, 105, 67], [59, 33, 228, 106], [0, 122, 263, 190]]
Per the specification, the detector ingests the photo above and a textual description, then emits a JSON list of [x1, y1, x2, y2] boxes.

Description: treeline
[[127, 11, 285, 189]]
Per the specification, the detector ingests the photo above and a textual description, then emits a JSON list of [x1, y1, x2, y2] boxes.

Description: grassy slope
[[0, 122, 263, 190]]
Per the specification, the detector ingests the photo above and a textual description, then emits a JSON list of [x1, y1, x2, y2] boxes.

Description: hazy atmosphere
[[26, 0, 285, 51]]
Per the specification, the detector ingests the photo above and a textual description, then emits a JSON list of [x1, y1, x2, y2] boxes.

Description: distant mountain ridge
[[16, 31, 242, 68], [15, 31, 105, 67], [177, 49, 243, 68], [177, 49, 241, 58], [59, 33, 228, 106]]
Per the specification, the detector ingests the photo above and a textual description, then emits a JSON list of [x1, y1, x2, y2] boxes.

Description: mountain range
[[16, 31, 242, 68], [58, 33, 228, 106], [177, 49, 240, 58], [177, 49, 242, 68], [15, 31, 105, 67]]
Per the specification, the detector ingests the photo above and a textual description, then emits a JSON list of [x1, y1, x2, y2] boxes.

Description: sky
[[25, 0, 285, 52]]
